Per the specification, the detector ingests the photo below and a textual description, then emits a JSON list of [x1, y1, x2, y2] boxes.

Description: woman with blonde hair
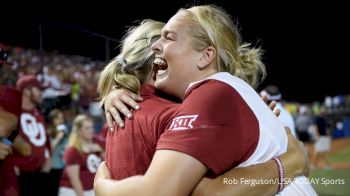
[[59, 114, 103, 196], [95, 16, 312, 195]]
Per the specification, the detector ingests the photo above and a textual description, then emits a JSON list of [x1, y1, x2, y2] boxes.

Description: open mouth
[[153, 57, 168, 75]]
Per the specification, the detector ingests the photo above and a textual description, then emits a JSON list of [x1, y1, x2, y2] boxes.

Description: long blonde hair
[[179, 5, 266, 88], [67, 114, 92, 154], [98, 19, 164, 106]]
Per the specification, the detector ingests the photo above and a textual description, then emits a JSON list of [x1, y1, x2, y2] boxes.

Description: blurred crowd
[[1, 43, 106, 127], [1, 43, 107, 196]]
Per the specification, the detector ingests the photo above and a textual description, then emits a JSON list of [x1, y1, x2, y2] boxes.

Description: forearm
[[279, 150, 304, 180], [95, 175, 147, 196], [193, 153, 303, 196], [70, 177, 85, 196], [13, 136, 31, 156], [51, 133, 64, 151], [94, 151, 208, 196], [192, 160, 279, 196]]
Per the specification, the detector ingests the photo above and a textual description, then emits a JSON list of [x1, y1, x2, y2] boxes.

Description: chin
[[155, 78, 166, 90]]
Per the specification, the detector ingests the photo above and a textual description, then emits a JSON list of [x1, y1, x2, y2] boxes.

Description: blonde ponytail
[[98, 19, 164, 106], [97, 58, 140, 107], [237, 43, 266, 88]]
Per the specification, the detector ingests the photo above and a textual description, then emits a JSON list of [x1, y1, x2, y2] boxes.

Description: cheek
[[163, 44, 182, 60], [86, 128, 94, 136]]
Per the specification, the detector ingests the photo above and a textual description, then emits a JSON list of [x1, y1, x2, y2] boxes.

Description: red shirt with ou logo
[[12, 108, 51, 172], [60, 145, 103, 190]]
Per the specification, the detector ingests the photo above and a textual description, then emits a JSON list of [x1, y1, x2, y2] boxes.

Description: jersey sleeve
[[153, 104, 179, 143], [156, 80, 259, 177]]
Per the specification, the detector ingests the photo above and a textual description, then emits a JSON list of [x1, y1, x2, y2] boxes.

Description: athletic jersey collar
[[184, 72, 232, 97], [140, 84, 157, 97]]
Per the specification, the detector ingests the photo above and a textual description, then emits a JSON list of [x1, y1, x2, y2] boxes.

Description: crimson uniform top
[[0, 86, 21, 119], [0, 86, 21, 196], [60, 142, 104, 190], [156, 78, 259, 177], [105, 84, 179, 180], [0, 156, 18, 196], [12, 108, 51, 172]]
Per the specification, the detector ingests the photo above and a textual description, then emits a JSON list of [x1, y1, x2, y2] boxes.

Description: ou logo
[[21, 113, 46, 147], [87, 154, 102, 173]]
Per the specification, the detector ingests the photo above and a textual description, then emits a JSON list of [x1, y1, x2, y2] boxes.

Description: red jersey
[[0, 86, 21, 119], [105, 84, 179, 180], [12, 108, 51, 172], [0, 156, 19, 196], [60, 144, 103, 190], [157, 79, 259, 177]]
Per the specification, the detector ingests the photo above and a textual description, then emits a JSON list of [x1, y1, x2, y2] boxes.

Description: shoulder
[[186, 80, 234, 97], [64, 146, 82, 164], [181, 80, 245, 114], [65, 146, 79, 156], [136, 96, 179, 117]]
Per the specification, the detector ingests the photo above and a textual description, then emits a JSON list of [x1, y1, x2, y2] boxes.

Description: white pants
[[315, 136, 331, 153], [58, 187, 94, 196]]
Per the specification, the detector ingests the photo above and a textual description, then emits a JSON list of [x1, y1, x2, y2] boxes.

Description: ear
[[197, 46, 216, 69]]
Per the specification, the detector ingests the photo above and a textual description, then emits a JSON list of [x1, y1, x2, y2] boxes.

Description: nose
[[151, 38, 162, 55]]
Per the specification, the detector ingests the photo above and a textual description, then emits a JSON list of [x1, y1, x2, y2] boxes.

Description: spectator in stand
[[0, 86, 22, 196], [59, 114, 104, 196], [12, 75, 52, 196], [1, 44, 27, 196], [47, 109, 70, 196]]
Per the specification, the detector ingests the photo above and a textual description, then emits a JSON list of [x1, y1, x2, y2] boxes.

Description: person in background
[[0, 86, 22, 196], [260, 85, 297, 136], [0, 87, 21, 140], [12, 75, 52, 196], [296, 105, 314, 143], [312, 105, 332, 169], [59, 114, 104, 196], [48, 108, 70, 196]]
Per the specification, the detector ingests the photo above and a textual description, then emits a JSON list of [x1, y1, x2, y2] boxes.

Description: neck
[[145, 79, 155, 87], [145, 72, 156, 87], [22, 96, 35, 111]]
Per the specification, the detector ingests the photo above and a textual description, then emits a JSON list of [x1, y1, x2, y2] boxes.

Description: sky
[[1, 0, 348, 103]]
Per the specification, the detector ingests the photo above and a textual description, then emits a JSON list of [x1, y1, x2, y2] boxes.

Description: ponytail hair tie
[[116, 56, 127, 70]]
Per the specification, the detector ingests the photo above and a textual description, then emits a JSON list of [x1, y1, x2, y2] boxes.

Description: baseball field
[[309, 138, 350, 195]]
